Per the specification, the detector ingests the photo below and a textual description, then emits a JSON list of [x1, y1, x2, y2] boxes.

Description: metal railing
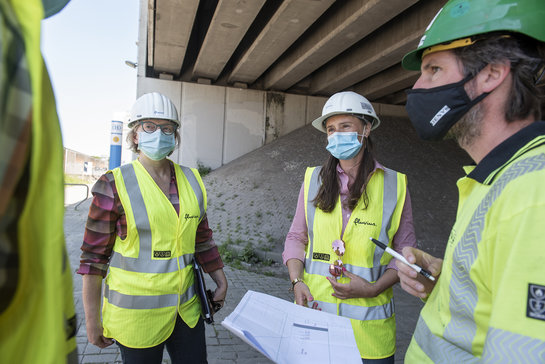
[[64, 183, 90, 210]]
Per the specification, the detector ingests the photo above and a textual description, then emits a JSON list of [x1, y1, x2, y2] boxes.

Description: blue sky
[[42, 0, 139, 157]]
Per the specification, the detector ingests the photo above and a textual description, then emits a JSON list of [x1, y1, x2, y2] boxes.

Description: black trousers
[[362, 354, 394, 364], [117, 315, 207, 364]]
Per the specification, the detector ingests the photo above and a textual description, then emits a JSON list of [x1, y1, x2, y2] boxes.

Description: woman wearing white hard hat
[[78, 92, 227, 363], [283, 91, 416, 363]]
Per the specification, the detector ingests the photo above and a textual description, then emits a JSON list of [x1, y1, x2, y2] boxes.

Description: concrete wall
[[134, 0, 363, 171], [137, 75, 328, 169]]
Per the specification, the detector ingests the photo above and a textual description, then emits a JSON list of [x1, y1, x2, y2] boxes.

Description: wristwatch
[[289, 278, 304, 291]]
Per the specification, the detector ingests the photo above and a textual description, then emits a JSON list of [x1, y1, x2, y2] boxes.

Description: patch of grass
[[218, 238, 276, 275], [240, 243, 259, 264], [64, 175, 91, 185], [218, 239, 235, 263], [255, 211, 262, 219], [197, 162, 211, 176]]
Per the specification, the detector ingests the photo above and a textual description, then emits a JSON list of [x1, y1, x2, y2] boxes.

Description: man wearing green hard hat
[[396, 0, 545, 362]]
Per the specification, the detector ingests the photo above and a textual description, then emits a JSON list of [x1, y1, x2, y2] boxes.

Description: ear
[[475, 61, 511, 93], [363, 122, 371, 137], [133, 129, 139, 145]]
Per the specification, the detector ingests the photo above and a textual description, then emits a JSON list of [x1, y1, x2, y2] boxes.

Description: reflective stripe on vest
[[104, 283, 196, 310], [311, 298, 395, 321], [481, 326, 545, 362], [414, 153, 545, 362], [179, 165, 205, 221], [305, 166, 399, 283], [109, 163, 202, 274]]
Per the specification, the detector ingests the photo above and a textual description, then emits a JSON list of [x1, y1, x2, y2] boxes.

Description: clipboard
[[193, 257, 216, 324]]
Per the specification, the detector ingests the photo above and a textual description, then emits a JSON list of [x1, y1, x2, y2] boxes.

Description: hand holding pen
[[369, 238, 442, 299]]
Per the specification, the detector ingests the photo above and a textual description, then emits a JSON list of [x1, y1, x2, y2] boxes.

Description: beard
[[444, 84, 485, 149]]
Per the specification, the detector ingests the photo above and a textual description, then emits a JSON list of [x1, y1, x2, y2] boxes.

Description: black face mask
[[405, 74, 490, 141]]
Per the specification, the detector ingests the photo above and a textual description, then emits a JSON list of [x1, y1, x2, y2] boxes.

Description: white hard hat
[[311, 91, 380, 133], [128, 92, 179, 128]]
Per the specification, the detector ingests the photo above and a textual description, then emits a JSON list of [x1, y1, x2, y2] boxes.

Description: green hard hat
[[402, 0, 545, 71]]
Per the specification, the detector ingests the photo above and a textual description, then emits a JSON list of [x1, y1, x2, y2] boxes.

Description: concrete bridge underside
[[136, 0, 444, 169]]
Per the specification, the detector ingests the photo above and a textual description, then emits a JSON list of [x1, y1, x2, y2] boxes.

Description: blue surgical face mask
[[326, 132, 363, 160], [138, 129, 175, 160]]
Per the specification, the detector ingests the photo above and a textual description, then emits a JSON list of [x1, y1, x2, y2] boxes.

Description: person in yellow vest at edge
[[0, 0, 77, 363], [396, 0, 545, 362], [282, 91, 417, 363], [78, 92, 228, 363]]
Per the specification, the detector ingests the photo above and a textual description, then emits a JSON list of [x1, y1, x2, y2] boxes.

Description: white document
[[221, 290, 361, 364]]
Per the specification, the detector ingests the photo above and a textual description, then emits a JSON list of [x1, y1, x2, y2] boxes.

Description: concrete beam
[[263, 0, 419, 91], [371, 102, 407, 119], [352, 64, 419, 100], [153, 0, 199, 75], [376, 90, 408, 105], [192, 0, 266, 81], [227, 0, 335, 85], [308, 0, 443, 95]]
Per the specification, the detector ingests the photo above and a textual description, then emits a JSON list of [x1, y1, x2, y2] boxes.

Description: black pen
[[370, 238, 435, 281]]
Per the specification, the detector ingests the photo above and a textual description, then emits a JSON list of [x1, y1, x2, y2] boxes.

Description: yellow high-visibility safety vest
[[303, 166, 407, 359], [406, 132, 545, 363], [103, 160, 207, 348], [0, 0, 77, 363]]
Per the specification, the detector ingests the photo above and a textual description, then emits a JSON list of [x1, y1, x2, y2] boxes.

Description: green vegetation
[[197, 162, 211, 176], [64, 175, 90, 185], [218, 240, 261, 266], [240, 243, 260, 264]]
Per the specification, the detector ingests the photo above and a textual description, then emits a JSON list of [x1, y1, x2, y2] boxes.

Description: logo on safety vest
[[184, 213, 199, 220], [527, 283, 545, 321], [312, 252, 331, 261], [154, 250, 171, 258], [354, 218, 376, 226]]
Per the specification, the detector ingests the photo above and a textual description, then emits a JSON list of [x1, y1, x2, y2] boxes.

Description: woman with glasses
[[283, 91, 416, 363], [78, 92, 227, 364]]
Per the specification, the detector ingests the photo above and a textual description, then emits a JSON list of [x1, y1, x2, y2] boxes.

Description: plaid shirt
[[77, 161, 223, 277], [0, 1, 34, 313]]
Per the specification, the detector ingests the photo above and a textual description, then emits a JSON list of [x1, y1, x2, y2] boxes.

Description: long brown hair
[[313, 135, 376, 213]]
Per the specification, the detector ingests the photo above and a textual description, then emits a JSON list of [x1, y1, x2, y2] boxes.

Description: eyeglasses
[[329, 239, 346, 278], [139, 121, 177, 135]]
